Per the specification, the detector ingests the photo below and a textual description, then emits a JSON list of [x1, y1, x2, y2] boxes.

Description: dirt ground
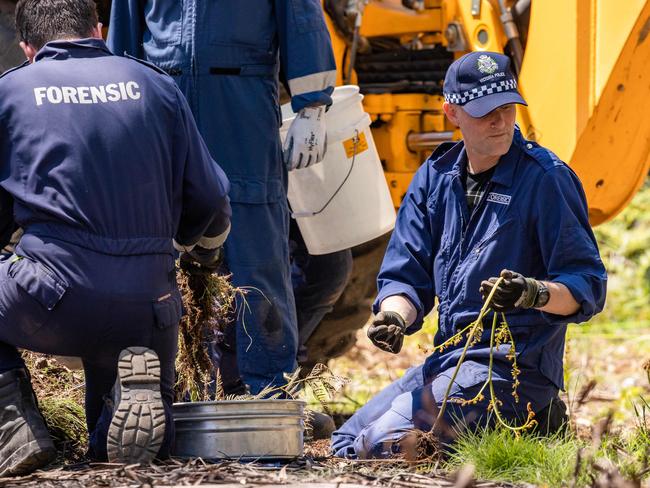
[[0, 452, 524, 488]]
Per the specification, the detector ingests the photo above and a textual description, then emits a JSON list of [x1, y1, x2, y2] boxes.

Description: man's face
[[444, 103, 517, 160]]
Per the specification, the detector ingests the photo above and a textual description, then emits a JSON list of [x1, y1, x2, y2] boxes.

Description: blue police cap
[[443, 51, 527, 118]]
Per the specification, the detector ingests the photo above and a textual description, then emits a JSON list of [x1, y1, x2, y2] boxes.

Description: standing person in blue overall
[[331, 51, 607, 458], [107, 1, 344, 398], [0, 0, 231, 475]]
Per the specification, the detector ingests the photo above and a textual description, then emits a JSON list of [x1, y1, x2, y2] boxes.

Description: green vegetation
[[24, 353, 87, 461], [592, 180, 650, 325], [40, 396, 88, 461], [445, 428, 584, 487], [597, 397, 650, 481], [445, 397, 649, 488]]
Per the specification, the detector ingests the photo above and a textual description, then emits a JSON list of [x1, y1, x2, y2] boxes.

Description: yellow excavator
[[0, 0, 646, 366]]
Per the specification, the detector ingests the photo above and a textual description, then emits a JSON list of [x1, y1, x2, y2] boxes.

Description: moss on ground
[[23, 353, 87, 461]]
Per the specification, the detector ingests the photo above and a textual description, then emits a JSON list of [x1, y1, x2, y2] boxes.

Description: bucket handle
[[291, 129, 361, 219], [327, 113, 371, 143]]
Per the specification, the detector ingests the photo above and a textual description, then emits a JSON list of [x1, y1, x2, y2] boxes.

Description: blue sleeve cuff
[[373, 282, 425, 335], [290, 87, 334, 112], [545, 273, 607, 325]]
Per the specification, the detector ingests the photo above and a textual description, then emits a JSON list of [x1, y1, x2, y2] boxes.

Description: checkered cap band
[[444, 79, 518, 104]]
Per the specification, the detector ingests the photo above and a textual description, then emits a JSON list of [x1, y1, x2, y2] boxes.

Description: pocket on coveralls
[[209, 1, 273, 48], [152, 292, 182, 330], [7, 257, 68, 335]]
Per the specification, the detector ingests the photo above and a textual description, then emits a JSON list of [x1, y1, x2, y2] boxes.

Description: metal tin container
[[173, 399, 306, 460]]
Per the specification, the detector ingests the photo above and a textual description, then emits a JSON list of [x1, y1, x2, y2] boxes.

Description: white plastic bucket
[[280, 85, 396, 255]]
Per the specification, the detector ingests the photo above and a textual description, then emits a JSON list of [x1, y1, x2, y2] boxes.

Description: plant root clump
[[175, 267, 241, 402], [398, 429, 442, 462], [415, 430, 442, 460]]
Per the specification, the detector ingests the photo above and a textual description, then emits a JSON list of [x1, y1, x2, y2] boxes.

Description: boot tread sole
[[107, 347, 165, 464]]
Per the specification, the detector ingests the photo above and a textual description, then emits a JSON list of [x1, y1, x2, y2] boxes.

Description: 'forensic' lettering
[[34, 81, 141, 106]]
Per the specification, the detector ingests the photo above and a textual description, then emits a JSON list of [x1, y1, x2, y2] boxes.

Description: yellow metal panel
[[421, 113, 446, 133], [392, 93, 444, 112], [324, 0, 650, 225], [384, 172, 415, 207], [449, 0, 507, 52], [374, 110, 423, 172], [518, 0, 580, 163], [360, 0, 444, 37], [570, 1, 650, 224], [595, 0, 646, 101], [363, 93, 398, 117], [364, 93, 443, 113]]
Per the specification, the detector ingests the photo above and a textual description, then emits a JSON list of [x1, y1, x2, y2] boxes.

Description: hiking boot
[[0, 368, 56, 477], [306, 410, 336, 440], [106, 347, 166, 464]]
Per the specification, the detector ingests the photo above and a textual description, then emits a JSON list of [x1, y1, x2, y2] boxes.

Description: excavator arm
[[521, 0, 650, 224]]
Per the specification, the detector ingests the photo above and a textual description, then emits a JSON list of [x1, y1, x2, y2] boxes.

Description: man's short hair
[[16, 0, 98, 51]]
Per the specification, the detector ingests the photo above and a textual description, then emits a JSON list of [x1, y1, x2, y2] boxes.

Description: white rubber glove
[[283, 105, 327, 171]]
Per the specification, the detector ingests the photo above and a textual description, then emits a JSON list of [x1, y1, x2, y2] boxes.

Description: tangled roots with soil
[[397, 429, 442, 462], [175, 268, 241, 401]]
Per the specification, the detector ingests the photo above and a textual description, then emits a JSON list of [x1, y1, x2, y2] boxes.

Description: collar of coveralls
[[431, 126, 526, 189], [35, 37, 111, 63]]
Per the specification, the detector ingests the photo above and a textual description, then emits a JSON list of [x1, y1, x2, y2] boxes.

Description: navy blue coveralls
[[332, 129, 607, 458], [108, 0, 339, 392], [0, 39, 231, 459]]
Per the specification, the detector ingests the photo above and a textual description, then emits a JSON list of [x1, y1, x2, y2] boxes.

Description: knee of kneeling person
[[353, 394, 416, 459]]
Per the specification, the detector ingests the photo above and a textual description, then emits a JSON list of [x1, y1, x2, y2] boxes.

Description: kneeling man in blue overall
[[0, 0, 231, 475], [331, 51, 607, 459]]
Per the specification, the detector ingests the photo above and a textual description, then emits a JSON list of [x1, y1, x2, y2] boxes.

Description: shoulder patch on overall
[[521, 139, 565, 172], [124, 53, 169, 76], [0, 60, 29, 81]]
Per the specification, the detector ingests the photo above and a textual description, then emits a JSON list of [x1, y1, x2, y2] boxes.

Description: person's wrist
[[380, 295, 417, 327]]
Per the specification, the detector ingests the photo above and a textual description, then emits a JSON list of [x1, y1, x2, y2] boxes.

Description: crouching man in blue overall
[[0, 0, 231, 475], [331, 51, 607, 458]]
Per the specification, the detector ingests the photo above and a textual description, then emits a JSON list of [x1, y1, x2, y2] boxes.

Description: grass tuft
[[597, 397, 650, 482], [40, 396, 88, 461], [445, 427, 584, 487], [23, 352, 87, 461]]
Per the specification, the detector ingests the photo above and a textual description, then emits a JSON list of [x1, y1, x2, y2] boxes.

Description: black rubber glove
[[367, 311, 406, 354], [180, 246, 223, 274], [479, 269, 540, 312]]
